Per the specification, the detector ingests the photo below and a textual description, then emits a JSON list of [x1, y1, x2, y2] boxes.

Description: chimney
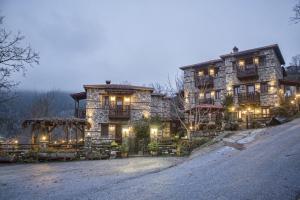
[[106, 80, 111, 85], [233, 46, 239, 53]]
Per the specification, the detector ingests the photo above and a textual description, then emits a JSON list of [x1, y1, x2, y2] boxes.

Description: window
[[234, 86, 240, 95], [262, 108, 269, 117], [199, 92, 204, 99], [205, 92, 211, 99], [209, 68, 214, 76], [198, 71, 204, 76], [103, 96, 109, 107], [260, 82, 269, 93], [247, 85, 255, 94], [254, 57, 259, 65], [215, 90, 221, 99], [101, 124, 109, 137], [259, 56, 266, 66]]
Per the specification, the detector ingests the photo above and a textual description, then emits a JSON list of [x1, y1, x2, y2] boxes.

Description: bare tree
[[291, 0, 300, 23], [167, 73, 221, 140], [150, 82, 167, 94], [0, 16, 39, 104], [30, 91, 56, 118], [290, 54, 300, 66]]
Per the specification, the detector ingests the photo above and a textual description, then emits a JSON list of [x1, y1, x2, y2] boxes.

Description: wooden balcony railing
[[198, 98, 214, 105], [108, 106, 131, 119], [237, 64, 258, 79], [238, 92, 260, 105], [75, 108, 86, 119], [195, 75, 214, 88]]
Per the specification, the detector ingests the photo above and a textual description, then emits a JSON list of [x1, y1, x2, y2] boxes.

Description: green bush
[[148, 142, 159, 152]]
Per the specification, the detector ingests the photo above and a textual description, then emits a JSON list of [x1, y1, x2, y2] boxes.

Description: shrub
[[148, 142, 159, 152]]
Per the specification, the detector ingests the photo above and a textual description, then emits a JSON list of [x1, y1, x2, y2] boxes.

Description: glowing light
[[247, 107, 251, 111], [210, 91, 215, 97], [189, 126, 193, 130], [199, 92, 204, 99], [230, 106, 235, 112], [150, 127, 158, 136], [124, 97, 130, 103], [143, 111, 150, 119], [61, 140, 65, 143], [110, 96, 116, 101], [198, 71, 204, 76], [86, 133, 91, 137], [79, 138, 83, 142], [254, 57, 259, 65], [41, 136, 46, 141], [275, 103, 280, 107], [109, 125, 116, 131], [239, 60, 245, 67], [291, 100, 295, 104], [54, 141, 57, 144], [209, 68, 214, 76], [14, 140, 18, 144], [122, 127, 130, 137]]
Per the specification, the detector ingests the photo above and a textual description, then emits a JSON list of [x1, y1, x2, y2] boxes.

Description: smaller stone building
[[71, 81, 175, 144]]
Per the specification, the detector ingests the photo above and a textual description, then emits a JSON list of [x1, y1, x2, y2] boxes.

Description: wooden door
[[115, 124, 122, 144]]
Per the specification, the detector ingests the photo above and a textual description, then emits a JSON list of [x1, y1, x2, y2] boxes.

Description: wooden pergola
[[22, 118, 91, 145]]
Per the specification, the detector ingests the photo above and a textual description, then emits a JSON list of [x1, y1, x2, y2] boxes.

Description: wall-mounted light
[[109, 125, 116, 132], [14, 140, 18, 144], [239, 60, 245, 67]]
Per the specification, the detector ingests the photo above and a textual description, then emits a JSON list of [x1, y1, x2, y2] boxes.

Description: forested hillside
[[0, 90, 75, 138]]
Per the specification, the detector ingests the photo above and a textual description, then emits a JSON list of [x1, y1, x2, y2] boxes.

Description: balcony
[[108, 106, 131, 119], [195, 75, 214, 88], [75, 108, 86, 119], [198, 98, 214, 105], [238, 92, 260, 105], [236, 64, 258, 79]]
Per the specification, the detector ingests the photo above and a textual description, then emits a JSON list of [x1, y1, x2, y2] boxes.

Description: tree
[[290, 54, 300, 67], [150, 82, 167, 94], [0, 16, 39, 104], [167, 72, 220, 140], [291, 0, 300, 23]]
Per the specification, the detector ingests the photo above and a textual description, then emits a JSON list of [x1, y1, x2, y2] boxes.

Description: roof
[[180, 44, 285, 71], [180, 59, 223, 70], [220, 44, 285, 65], [84, 84, 154, 92], [70, 92, 87, 101]]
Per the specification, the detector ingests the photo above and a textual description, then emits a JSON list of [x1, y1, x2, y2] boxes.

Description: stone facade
[[83, 84, 173, 142], [181, 44, 286, 120]]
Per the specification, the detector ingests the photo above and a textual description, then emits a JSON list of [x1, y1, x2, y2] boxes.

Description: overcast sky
[[1, 0, 300, 92]]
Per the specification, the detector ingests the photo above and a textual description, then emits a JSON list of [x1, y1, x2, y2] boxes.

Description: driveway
[[1, 118, 300, 200]]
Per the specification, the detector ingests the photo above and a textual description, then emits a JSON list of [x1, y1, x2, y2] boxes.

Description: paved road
[[1, 119, 300, 200]]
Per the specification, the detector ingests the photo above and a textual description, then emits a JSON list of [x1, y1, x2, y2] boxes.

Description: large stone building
[[71, 81, 175, 144], [180, 44, 299, 123]]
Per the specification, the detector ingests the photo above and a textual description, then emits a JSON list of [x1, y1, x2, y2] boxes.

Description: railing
[[195, 75, 214, 88], [75, 108, 86, 118], [108, 106, 131, 119], [238, 92, 260, 104], [236, 64, 258, 79], [198, 98, 214, 104]]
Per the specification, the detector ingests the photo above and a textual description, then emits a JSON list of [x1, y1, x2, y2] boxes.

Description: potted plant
[[120, 143, 129, 158], [110, 141, 119, 159], [148, 141, 159, 156]]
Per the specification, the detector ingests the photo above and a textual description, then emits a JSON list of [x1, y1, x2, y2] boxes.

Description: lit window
[[254, 57, 259, 65], [198, 71, 204, 76], [239, 60, 245, 67], [199, 92, 204, 99], [209, 68, 214, 76], [110, 96, 116, 101]]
